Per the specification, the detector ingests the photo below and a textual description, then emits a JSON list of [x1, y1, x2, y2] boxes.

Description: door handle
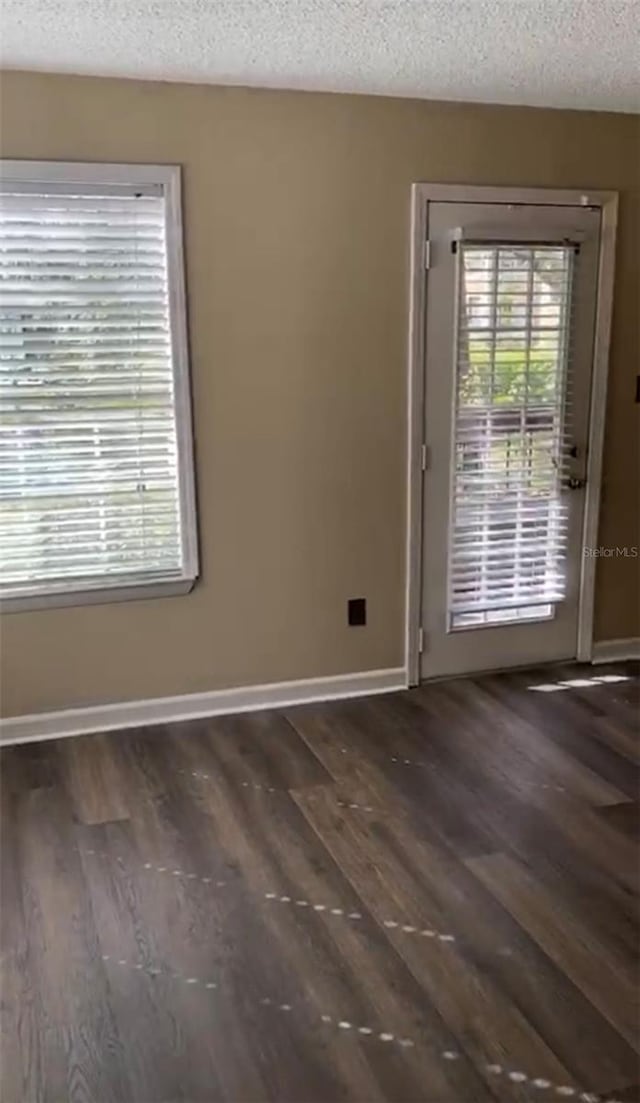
[[564, 476, 586, 490]]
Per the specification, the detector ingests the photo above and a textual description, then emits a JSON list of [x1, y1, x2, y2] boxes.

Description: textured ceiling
[[1, 0, 639, 113]]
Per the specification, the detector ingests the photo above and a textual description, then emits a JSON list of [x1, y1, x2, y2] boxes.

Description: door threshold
[[418, 656, 580, 685]]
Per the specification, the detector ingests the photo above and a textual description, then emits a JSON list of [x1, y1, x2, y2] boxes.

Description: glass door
[[420, 202, 600, 678]]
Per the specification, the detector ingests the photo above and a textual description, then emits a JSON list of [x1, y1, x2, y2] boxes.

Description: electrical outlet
[[348, 598, 366, 626]]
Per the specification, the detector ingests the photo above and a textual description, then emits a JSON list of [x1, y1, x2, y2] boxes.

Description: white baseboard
[[591, 637, 640, 664], [0, 667, 408, 746]]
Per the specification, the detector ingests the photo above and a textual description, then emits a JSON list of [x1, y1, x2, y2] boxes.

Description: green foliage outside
[[460, 340, 561, 407]]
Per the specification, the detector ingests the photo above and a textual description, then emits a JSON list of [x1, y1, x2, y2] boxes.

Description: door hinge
[[420, 443, 430, 471], [418, 627, 426, 653], [423, 240, 431, 269]]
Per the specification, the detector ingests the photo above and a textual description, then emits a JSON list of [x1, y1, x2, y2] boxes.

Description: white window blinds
[[449, 243, 575, 628], [0, 166, 197, 608]]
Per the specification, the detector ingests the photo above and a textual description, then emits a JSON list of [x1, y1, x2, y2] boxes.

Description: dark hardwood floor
[[1, 662, 638, 1103]]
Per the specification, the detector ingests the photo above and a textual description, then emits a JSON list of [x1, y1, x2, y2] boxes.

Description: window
[[0, 161, 198, 610], [449, 242, 574, 628]]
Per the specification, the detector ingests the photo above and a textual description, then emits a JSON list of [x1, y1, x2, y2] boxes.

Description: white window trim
[[405, 183, 618, 684], [0, 159, 199, 612]]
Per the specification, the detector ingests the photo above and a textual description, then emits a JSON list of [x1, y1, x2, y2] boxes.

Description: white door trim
[[405, 183, 618, 685]]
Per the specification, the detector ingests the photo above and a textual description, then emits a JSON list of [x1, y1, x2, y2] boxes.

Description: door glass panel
[[449, 243, 574, 629]]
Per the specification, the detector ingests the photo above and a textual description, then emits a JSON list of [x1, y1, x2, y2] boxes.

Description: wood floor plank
[[189, 709, 333, 792], [287, 695, 503, 857], [8, 783, 131, 1101], [554, 662, 640, 728], [291, 783, 628, 1095], [94, 753, 444, 1100], [597, 799, 640, 839], [379, 812, 639, 1092], [421, 677, 629, 807], [0, 741, 60, 795], [0, 765, 43, 1103], [467, 850, 639, 1052], [2, 660, 637, 1102], [77, 818, 352, 1103], [159, 732, 492, 1101], [352, 692, 637, 960], [482, 667, 640, 794], [59, 733, 131, 825]]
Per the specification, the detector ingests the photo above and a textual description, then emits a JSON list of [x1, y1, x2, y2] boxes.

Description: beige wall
[[1, 71, 638, 717]]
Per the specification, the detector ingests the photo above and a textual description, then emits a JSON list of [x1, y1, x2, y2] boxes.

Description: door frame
[[405, 183, 618, 685]]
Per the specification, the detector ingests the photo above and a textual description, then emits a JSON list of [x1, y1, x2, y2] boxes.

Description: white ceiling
[[2, 0, 639, 113]]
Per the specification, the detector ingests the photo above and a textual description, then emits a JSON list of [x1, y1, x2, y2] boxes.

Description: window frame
[[0, 160, 199, 612]]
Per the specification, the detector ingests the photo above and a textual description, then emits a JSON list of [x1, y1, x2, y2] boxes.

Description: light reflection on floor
[[528, 674, 631, 692]]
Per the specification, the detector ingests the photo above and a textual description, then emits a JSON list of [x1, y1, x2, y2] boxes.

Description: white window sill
[[0, 578, 197, 613]]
